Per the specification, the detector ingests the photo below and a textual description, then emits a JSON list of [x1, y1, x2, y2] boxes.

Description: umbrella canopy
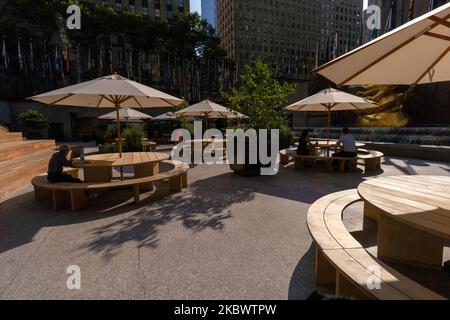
[[314, 3, 450, 86], [284, 88, 379, 139], [174, 100, 246, 129], [174, 100, 239, 118], [98, 107, 153, 121], [152, 112, 177, 121], [28, 74, 184, 108], [28, 74, 184, 156]]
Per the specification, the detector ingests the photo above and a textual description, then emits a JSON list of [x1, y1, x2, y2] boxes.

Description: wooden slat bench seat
[[31, 160, 189, 211], [358, 149, 384, 172], [279, 148, 356, 173], [307, 189, 446, 300], [280, 148, 383, 173]]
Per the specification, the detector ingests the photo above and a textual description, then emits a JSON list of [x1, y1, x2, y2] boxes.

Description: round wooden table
[[358, 175, 450, 269], [73, 152, 170, 186], [295, 140, 366, 156]]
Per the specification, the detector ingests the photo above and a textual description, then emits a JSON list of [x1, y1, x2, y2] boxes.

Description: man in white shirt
[[333, 127, 357, 158]]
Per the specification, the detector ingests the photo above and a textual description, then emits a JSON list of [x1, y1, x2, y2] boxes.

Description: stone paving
[[0, 156, 449, 299]]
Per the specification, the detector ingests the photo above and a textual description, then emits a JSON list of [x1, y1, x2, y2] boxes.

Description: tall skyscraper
[[95, 0, 190, 20], [216, 0, 363, 80], [201, 0, 216, 28], [381, 0, 448, 32]]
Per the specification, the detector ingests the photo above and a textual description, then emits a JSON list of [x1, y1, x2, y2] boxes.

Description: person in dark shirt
[[296, 129, 317, 156], [47, 145, 82, 183]]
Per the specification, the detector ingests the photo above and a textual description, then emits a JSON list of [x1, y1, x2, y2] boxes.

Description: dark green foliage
[[225, 59, 296, 131], [18, 109, 48, 130], [122, 124, 144, 152]]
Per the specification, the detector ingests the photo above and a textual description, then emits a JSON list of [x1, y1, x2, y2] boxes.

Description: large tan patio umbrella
[[314, 3, 450, 86], [284, 88, 379, 140], [174, 100, 245, 129], [28, 74, 184, 156]]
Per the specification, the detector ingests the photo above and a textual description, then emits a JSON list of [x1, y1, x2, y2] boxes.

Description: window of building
[[115, 0, 122, 11], [129, 0, 136, 13], [142, 0, 149, 16]]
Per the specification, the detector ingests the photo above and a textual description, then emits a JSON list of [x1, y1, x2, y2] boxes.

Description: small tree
[[18, 109, 48, 130], [123, 124, 144, 152], [225, 59, 296, 130]]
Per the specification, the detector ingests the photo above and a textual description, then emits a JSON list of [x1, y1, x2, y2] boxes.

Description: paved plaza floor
[[1, 156, 449, 299]]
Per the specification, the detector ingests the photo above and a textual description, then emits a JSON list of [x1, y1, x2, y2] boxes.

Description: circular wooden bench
[[280, 148, 384, 173], [307, 189, 446, 300], [357, 149, 384, 172], [32, 160, 189, 211], [279, 148, 357, 173]]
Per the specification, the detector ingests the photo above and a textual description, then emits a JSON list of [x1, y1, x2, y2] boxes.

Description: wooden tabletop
[[295, 140, 366, 148], [358, 175, 450, 240], [186, 139, 227, 144], [73, 152, 170, 168]]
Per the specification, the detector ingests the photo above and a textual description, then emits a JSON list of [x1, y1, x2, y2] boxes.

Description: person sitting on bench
[[297, 129, 317, 156], [332, 127, 357, 165], [47, 144, 82, 183]]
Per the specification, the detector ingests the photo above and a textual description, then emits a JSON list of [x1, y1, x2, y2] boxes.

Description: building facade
[[381, 0, 448, 32], [201, 0, 216, 28], [95, 0, 190, 20], [216, 0, 363, 80]]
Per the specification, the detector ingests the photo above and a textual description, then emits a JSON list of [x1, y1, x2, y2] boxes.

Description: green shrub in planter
[[101, 143, 118, 154], [123, 125, 144, 152], [279, 125, 293, 150], [18, 109, 49, 139]]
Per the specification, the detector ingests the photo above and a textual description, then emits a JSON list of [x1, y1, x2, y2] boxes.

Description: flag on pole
[[87, 46, 92, 70], [408, 0, 415, 21], [325, 35, 330, 61], [345, 27, 350, 53], [99, 46, 103, 77], [332, 32, 338, 59], [429, 0, 434, 11], [18, 38, 24, 71], [66, 43, 71, 74], [76, 46, 81, 82], [29, 38, 35, 72], [371, 22, 378, 40], [315, 41, 319, 69], [55, 44, 60, 71], [2, 37, 8, 69], [128, 48, 133, 79], [109, 45, 113, 74]]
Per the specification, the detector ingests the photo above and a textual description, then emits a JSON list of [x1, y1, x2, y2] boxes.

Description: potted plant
[[225, 60, 296, 176], [18, 109, 49, 139]]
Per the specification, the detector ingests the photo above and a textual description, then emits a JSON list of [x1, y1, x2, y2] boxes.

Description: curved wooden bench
[[279, 148, 356, 173], [358, 149, 384, 172], [32, 160, 189, 211], [307, 189, 446, 300], [279, 148, 296, 164]]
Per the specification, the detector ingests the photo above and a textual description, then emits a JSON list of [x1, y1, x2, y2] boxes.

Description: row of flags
[[0, 37, 144, 80], [1, 30, 349, 87]]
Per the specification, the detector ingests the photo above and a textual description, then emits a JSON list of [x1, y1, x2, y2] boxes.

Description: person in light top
[[333, 127, 357, 158]]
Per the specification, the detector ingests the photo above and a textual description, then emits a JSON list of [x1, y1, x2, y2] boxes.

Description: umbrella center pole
[[327, 109, 331, 142], [115, 104, 124, 181], [116, 106, 123, 157]]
